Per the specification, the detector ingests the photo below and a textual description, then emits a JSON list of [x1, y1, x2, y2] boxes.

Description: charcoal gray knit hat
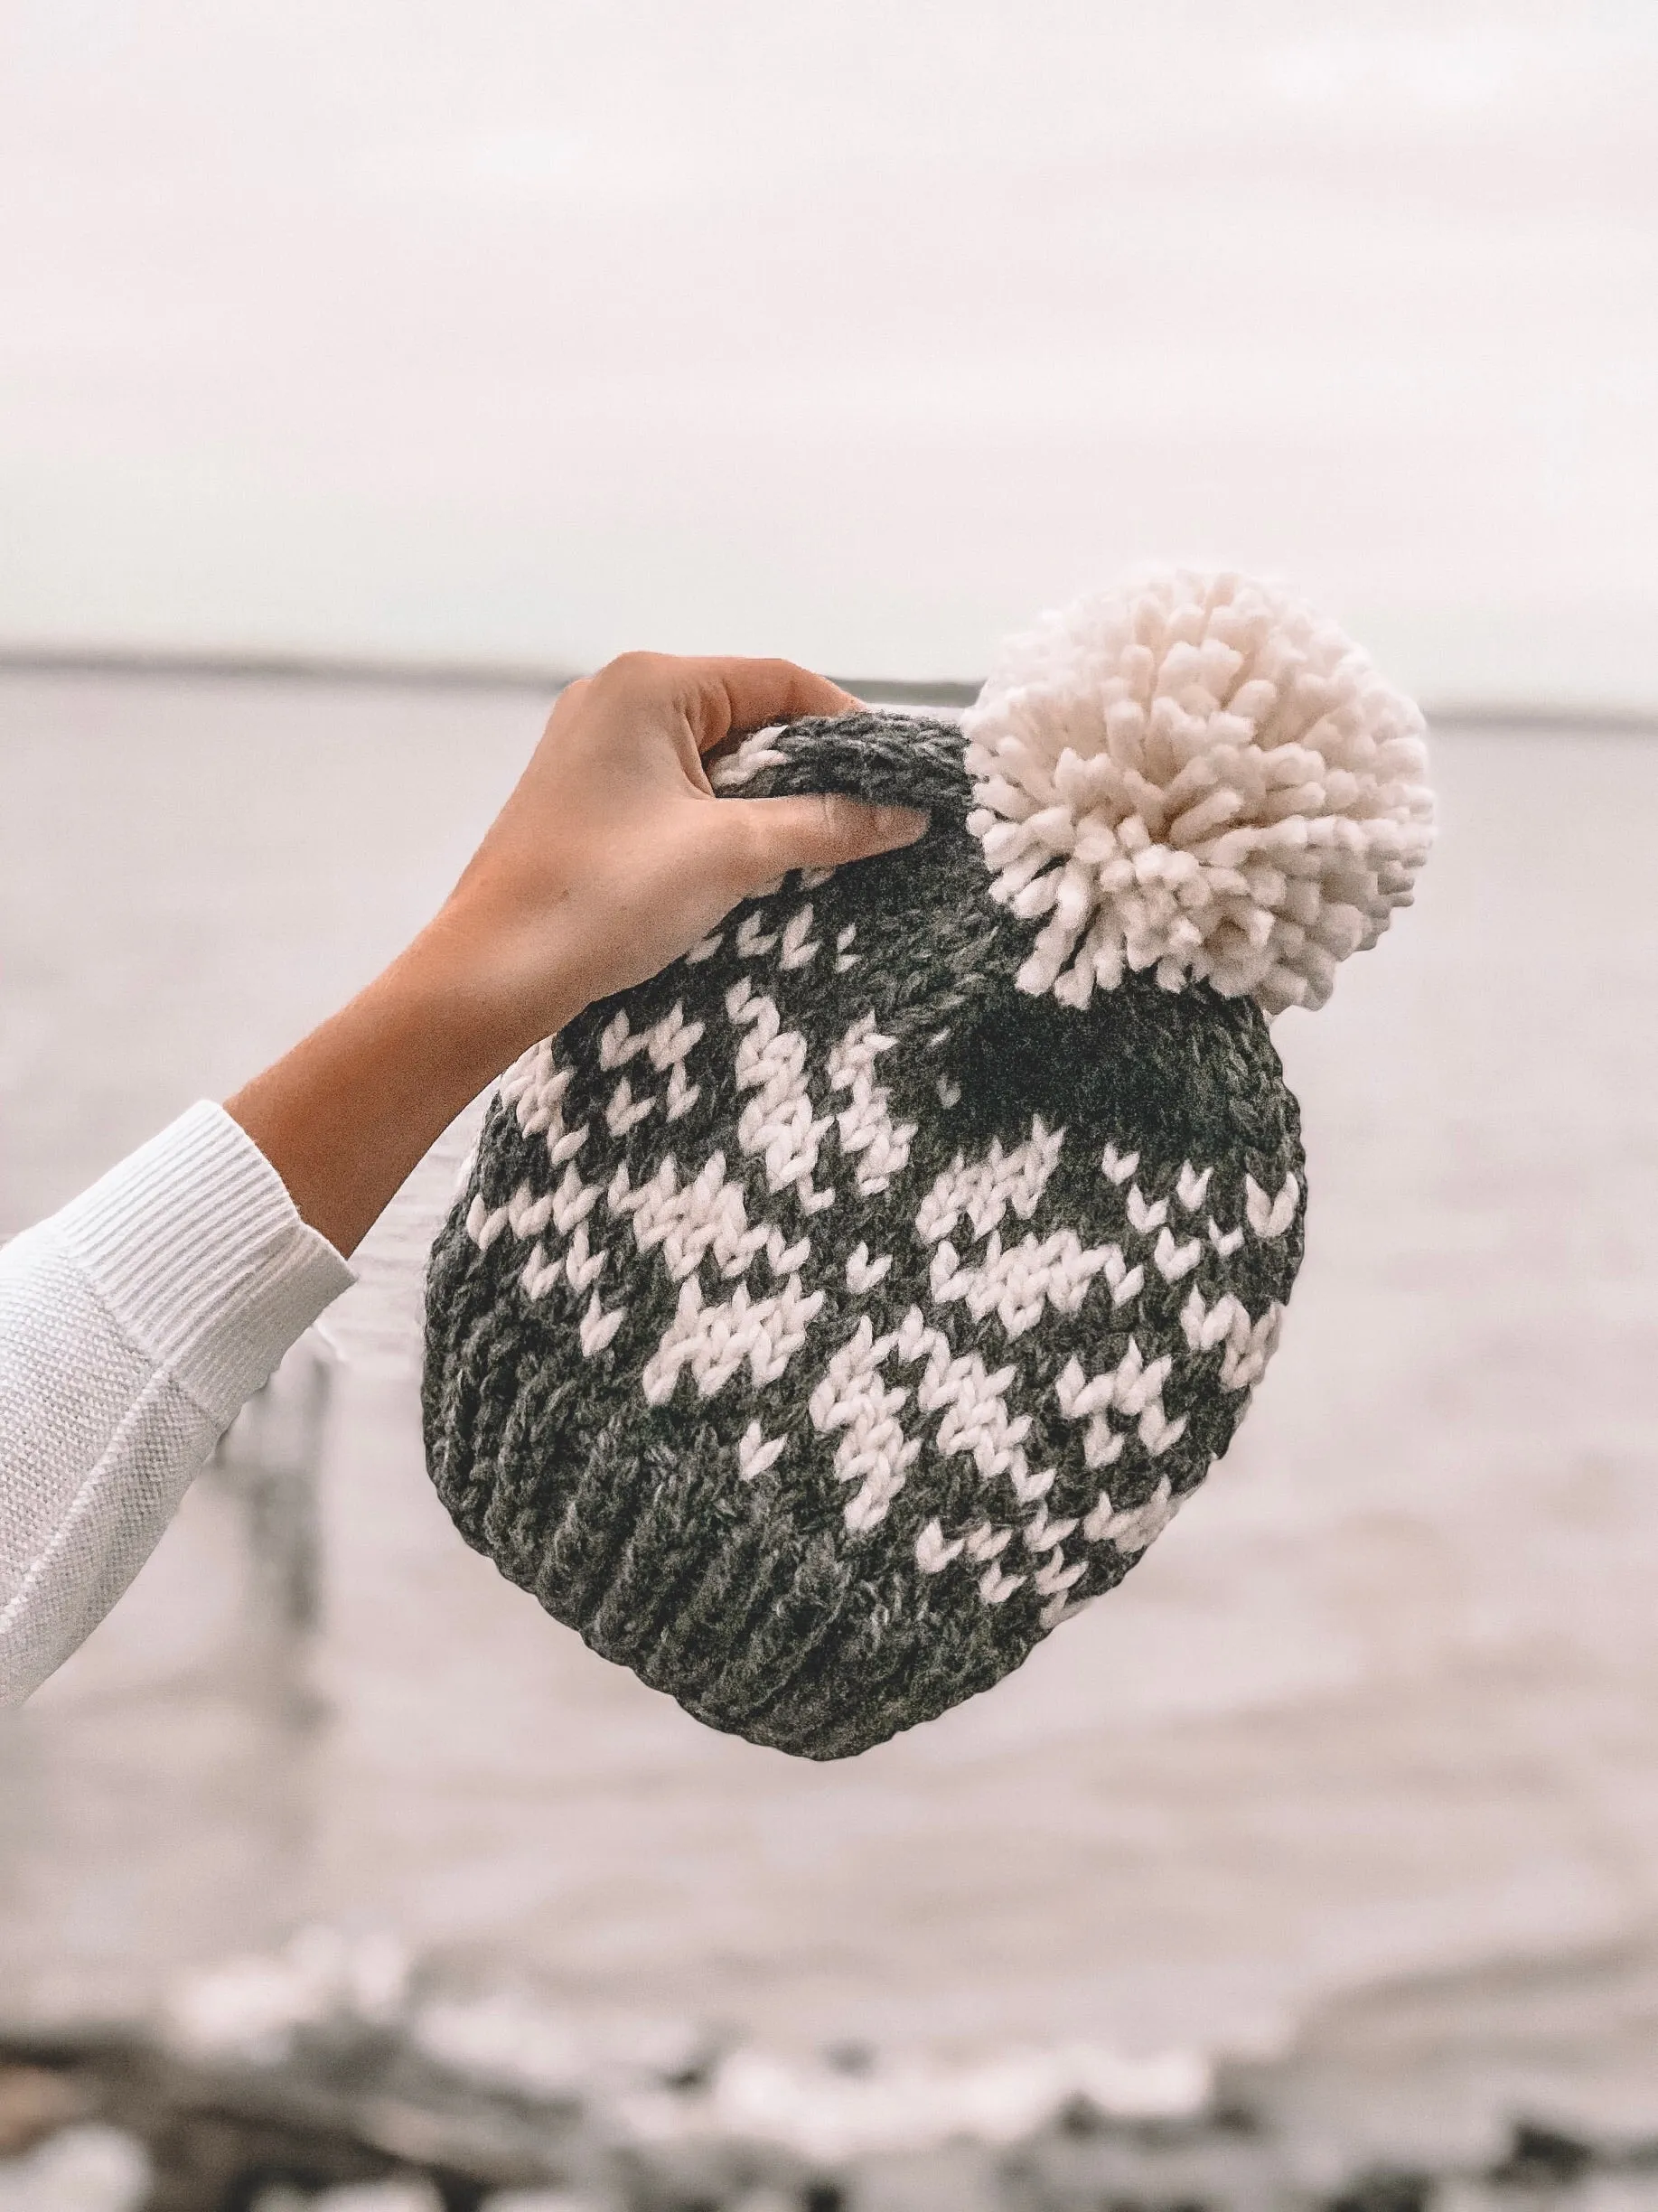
[[424, 571, 1434, 1758]]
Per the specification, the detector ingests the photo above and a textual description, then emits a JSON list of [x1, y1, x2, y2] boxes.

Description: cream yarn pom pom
[[962, 571, 1435, 1015]]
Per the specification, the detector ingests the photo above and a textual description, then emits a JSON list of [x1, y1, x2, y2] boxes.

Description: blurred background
[[4, 5, 1658, 2207]]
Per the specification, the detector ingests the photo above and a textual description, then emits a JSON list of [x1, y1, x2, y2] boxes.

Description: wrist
[[227, 937, 550, 1260], [398, 898, 595, 1088]]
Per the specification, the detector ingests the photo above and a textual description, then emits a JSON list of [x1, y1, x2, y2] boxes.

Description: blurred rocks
[[482, 2192, 619, 2212], [163, 1928, 412, 2072], [271, 2186, 443, 2212], [849, 2142, 1003, 2208], [1002, 2097, 1290, 2212], [9, 1936, 1658, 2212], [0, 2123, 150, 2212]]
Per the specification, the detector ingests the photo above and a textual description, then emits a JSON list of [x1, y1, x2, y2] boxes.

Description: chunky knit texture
[[424, 713, 1311, 1758], [1, 1103, 352, 1705]]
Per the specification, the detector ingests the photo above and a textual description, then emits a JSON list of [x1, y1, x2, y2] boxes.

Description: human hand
[[421, 652, 928, 1066], [229, 652, 926, 1254]]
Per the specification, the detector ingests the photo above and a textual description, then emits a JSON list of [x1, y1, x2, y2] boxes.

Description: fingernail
[[873, 806, 930, 843]]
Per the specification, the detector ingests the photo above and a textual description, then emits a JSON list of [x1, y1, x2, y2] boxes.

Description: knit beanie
[[423, 571, 1434, 1759]]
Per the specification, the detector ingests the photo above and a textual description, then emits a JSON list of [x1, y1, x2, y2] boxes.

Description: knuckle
[[593, 649, 667, 696]]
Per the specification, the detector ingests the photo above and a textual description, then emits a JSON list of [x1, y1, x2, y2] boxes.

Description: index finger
[[679, 657, 863, 755]]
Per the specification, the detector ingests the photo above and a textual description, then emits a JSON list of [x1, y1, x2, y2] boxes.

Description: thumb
[[724, 792, 929, 886]]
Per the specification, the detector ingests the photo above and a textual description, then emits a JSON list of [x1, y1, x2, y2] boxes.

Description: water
[[5, 669, 1658, 2096]]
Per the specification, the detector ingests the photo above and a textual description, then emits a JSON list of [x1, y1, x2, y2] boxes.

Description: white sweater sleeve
[[0, 1101, 354, 1704]]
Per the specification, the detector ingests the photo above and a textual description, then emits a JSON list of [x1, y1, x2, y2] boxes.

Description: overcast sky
[[2, 2, 1654, 700]]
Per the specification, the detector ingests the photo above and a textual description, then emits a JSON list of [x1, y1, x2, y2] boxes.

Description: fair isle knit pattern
[[424, 713, 1310, 1760]]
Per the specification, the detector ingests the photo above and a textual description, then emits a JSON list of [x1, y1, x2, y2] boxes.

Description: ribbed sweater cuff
[[52, 1101, 356, 1429]]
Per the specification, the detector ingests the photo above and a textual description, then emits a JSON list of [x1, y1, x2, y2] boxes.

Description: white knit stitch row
[[504, 1013, 707, 1178], [902, 1310, 1083, 1620], [467, 1170, 595, 1260], [500, 1041, 559, 1121], [928, 1228, 1140, 1341], [1245, 1172, 1299, 1240], [898, 1307, 1035, 1491], [778, 904, 821, 970], [521, 1222, 605, 1301], [732, 889, 849, 980], [1109, 1158, 1215, 1224], [914, 1156, 1274, 1344], [1055, 1342, 1189, 1469], [464, 1156, 602, 1257], [642, 1271, 826, 1405], [708, 728, 790, 791], [501, 1044, 590, 1168], [1179, 1288, 1286, 1391], [737, 1420, 788, 1481], [1104, 1145, 1297, 1255], [827, 1011, 917, 1196], [916, 1478, 1158, 1626], [726, 979, 838, 1214], [595, 1003, 707, 1129], [914, 1118, 1065, 1246], [808, 1317, 923, 1534], [476, 1012, 845, 1317], [1082, 1476, 1180, 1554], [598, 1001, 705, 1075], [898, 1308, 1090, 1619], [845, 1242, 893, 1293], [915, 1515, 1078, 1614], [913, 1127, 1295, 1271], [607, 1152, 808, 1287], [808, 1305, 1048, 1542]]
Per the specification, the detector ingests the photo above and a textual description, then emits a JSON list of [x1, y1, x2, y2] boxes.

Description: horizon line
[[0, 641, 1653, 733]]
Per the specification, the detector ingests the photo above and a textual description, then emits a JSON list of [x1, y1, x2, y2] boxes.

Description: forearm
[[224, 923, 586, 1259]]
